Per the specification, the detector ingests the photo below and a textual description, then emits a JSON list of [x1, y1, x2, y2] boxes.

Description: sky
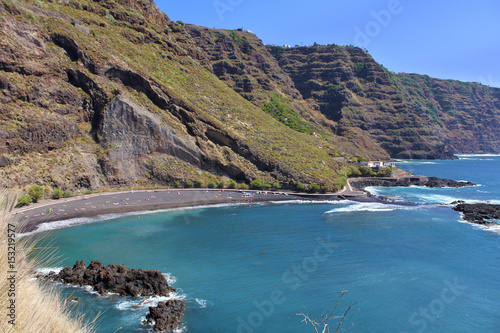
[[155, 0, 500, 87]]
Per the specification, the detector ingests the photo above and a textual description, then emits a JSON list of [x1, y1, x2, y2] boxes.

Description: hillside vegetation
[[0, 0, 498, 194]]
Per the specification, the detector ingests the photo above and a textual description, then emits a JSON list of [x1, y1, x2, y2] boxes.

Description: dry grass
[[0, 190, 95, 333]]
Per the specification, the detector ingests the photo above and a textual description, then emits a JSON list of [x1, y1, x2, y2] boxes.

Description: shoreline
[[14, 188, 371, 234], [14, 173, 472, 234]]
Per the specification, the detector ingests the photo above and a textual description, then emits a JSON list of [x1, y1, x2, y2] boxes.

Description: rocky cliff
[[0, 0, 498, 192], [0, 0, 351, 191], [268, 44, 500, 158]]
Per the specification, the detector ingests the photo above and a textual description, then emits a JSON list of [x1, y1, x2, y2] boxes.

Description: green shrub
[[184, 180, 193, 188], [250, 179, 262, 189], [28, 185, 43, 203], [83, 189, 92, 195], [228, 180, 237, 189], [195, 180, 204, 188], [207, 181, 216, 188], [239, 183, 249, 189], [262, 95, 320, 134], [217, 180, 225, 189], [348, 166, 362, 177], [174, 180, 181, 188], [52, 188, 64, 199], [250, 178, 271, 190], [376, 167, 393, 177], [359, 166, 375, 177], [309, 183, 320, 192], [296, 183, 306, 191], [63, 189, 72, 198], [272, 182, 281, 190], [334, 177, 347, 191], [320, 185, 330, 193], [16, 194, 32, 207]]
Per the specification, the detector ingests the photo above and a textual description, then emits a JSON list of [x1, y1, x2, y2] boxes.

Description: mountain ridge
[[0, 0, 498, 193]]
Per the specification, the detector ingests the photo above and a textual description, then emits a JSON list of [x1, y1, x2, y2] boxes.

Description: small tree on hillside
[[28, 185, 43, 203], [296, 183, 306, 191], [310, 183, 320, 192]]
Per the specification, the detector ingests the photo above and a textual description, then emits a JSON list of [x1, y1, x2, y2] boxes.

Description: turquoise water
[[34, 155, 500, 332]]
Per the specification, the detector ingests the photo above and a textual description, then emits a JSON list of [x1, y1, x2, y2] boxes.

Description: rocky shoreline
[[453, 203, 500, 225], [351, 176, 475, 191], [39, 261, 183, 332]]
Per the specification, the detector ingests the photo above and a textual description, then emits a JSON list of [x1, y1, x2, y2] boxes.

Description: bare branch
[[297, 291, 356, 333]]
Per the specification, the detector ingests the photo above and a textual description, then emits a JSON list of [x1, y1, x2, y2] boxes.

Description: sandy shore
[[13, 189, 352, 233]]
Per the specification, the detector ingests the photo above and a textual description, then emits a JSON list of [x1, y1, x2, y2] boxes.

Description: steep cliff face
[[177, 26, 389, 159], [0, 0, 366, 191], [268, 45, 500, 158]]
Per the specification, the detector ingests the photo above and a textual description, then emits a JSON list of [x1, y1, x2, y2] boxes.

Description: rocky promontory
[[40, 261, 184, 331], [351, 176, 475, 191], [41, 260, 174, 296], [453, 203, 500, 225]]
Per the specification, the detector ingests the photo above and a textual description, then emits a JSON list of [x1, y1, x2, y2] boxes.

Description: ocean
[[32, 155, 500, 332]]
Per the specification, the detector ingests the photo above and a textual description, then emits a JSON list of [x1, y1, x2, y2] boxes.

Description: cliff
[[0, 0, 359, 191], [268, 44, 500, 158], [0, 0, 498, 192]]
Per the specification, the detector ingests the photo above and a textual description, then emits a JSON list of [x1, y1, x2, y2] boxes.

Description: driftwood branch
[[297, 291, 357, 333]]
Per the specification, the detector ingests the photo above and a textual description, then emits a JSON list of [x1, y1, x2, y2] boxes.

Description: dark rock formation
[[40, 260, 184, 331], [351, 176, 475, 191], [144, 300, 185, 332], [453, 203, 500, 225], [41, 260, 174, 297], [425, 177, 475, 188]]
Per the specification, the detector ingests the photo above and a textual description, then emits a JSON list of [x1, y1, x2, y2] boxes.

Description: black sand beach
[[13, 189, 346, 233]]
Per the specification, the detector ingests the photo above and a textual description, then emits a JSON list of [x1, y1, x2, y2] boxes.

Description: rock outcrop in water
[[41, 260, 175, 296], [144, 300, 185, 332], [453, 203, 500, 225], [40, 260, 184, 331], [351, 176, 475, 191]]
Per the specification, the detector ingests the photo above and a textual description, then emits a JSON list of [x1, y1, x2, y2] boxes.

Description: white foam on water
[[163, 273, 176, 285], [195, 298, 208, 308], [18, 203, 253, 237], [269, 199, 344, 205], [417, 193, 500, 205], [486, 224, 500, 235], [83, 285, 99, 295], [115, 292, 186, 311], [324, 202, 420, 214], [457, 216, 500, 235], [364, 186, 380, 196], [18, 215, 122, 237], [456, 154, 500, 158], [36, 266, 64, 275]]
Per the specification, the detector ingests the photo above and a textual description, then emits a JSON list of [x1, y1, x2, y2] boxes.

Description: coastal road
[[338, 179, 368, 198]]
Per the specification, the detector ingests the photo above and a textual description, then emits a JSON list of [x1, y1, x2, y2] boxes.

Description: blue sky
[[155, 0, 500, 87]]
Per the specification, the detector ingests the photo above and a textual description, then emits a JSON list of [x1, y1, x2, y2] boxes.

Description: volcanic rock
[[144, 300, 185, 332], [453, 203, 500, 225], [41, 260, 175, 297]]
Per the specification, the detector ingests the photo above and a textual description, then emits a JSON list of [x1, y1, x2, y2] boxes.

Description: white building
[[361, 161, 395, 170]]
